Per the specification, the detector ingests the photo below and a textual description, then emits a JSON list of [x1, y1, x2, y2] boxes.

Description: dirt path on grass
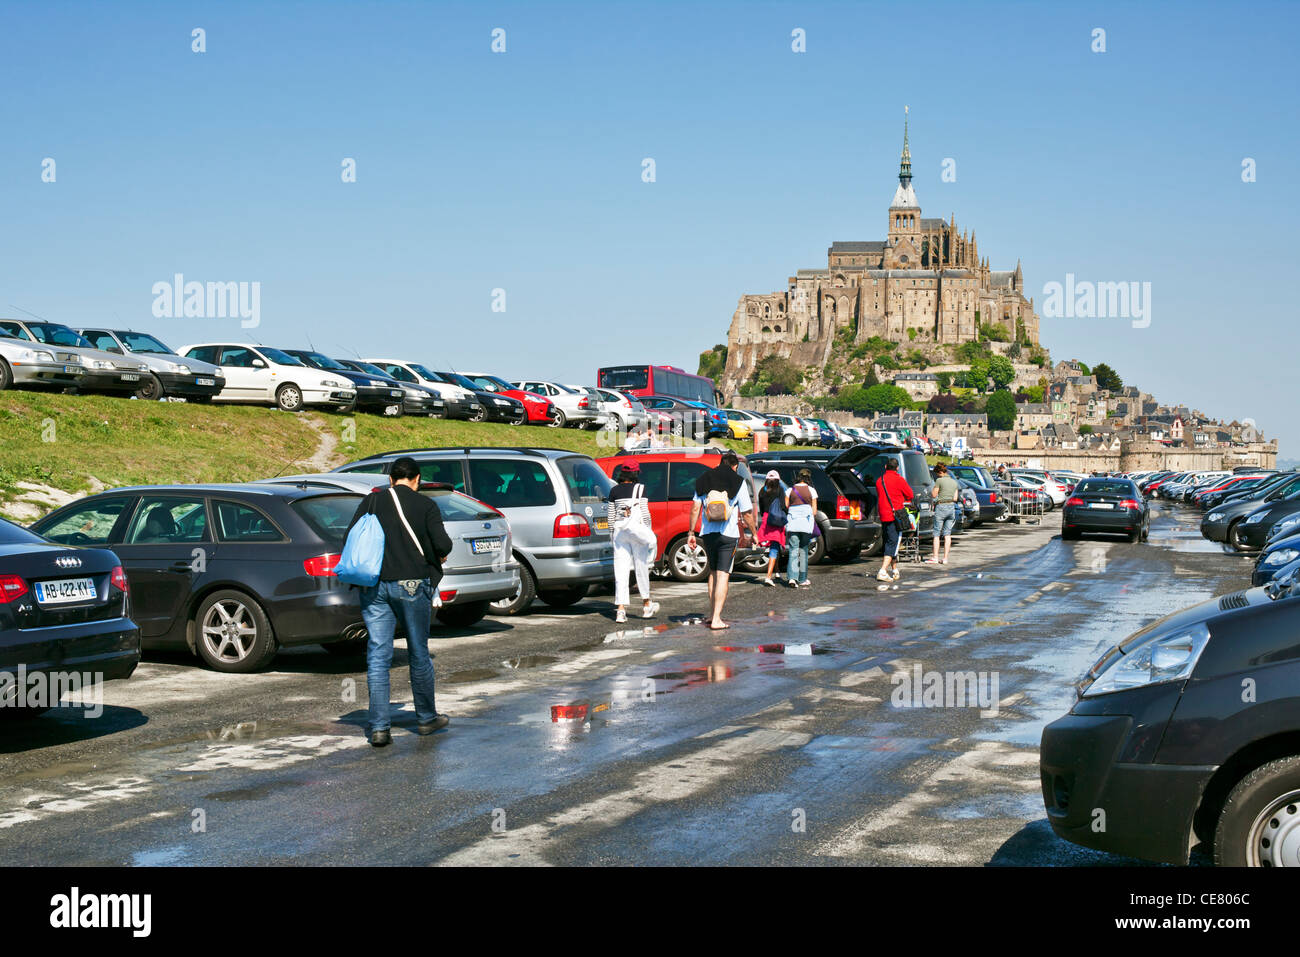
[[298, 413, 344, 473]]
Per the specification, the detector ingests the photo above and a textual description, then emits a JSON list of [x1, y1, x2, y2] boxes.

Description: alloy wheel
[[201, 599, 258, 664]]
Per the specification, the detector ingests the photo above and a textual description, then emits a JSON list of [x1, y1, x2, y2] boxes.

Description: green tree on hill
[[987, 355, 1016, 390], [986, 390, 1016, 431], [697, 344, 727, 380], [1092, 363, 1123, 393]]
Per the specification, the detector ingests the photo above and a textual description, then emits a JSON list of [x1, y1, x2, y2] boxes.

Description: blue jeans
[[787, 531, 810, 583], [360, 579, 438, 732]]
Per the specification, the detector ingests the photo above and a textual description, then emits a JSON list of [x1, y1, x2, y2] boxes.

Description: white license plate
[[34, 577, 96, 604], [470, 538, 503, 554], [196, 377, 215, 386], [1090, 502, 1115, 510], [120, 373, 140, 382]]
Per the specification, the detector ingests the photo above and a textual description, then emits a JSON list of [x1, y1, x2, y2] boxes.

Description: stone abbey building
[[719, 114, 1042, 396]]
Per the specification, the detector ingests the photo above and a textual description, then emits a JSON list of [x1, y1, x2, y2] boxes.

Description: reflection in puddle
[[501, 655, 557, 670]]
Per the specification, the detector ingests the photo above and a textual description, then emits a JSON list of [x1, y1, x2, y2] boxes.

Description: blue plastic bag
[[335, 512, 385, 587]]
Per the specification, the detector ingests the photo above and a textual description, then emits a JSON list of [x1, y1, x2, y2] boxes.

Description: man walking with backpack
[[345, 457, 454, 747], [688, 450, 755, 630]]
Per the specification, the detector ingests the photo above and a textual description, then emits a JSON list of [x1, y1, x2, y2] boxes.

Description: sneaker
[[788, 579, 800, 588], [924, 558, 940, 564], [891, 570, 901, 581], [798, 580, 812, 588], [642, 601, 660, 619], [615, 609, 627, 624], [762, 578, 776, 587], [876, 570, 892, 582]]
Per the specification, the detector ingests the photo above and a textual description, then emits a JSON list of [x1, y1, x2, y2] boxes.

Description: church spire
[[898, 106, 912, 188]]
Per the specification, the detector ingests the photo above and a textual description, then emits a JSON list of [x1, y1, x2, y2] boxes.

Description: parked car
[[1251, 531, 1300, 587], [333, 359, 445, 417], [335, 447, 615, 615], [0, 516, 140, 717], [562, 386, 617, 430], [180, 343, 356, 412], [746, 454, 879, 565], [437, 370, 528, 424], [282, 349, 405, 416], [0, 328, 86, 392], [589, 388, 649, 433], [765, 413, 819, 446], [823, 443, 936, 538], [1011, 470, 1068, 507], [595, 451, 763, 582], [512, 380, 601, 429], [1061, 477, 1150, 542], [0, 318, 149, 395], [253, 474, 520, 628], [1041, 570, 1300, 865], [955, 477, 1006, 526], [362, 359, 478, 420], [78, 328, 226, 402], [458, 371, 554, 424], [1230, 490, 1300, 553], [29, 483, 371, 672], [1202, 473, 1300, 547], [720, 408, 766, 440], [635, 395, 709, 440]]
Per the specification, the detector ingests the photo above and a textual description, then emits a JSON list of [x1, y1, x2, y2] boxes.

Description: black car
[[1061, 477, 1150, 542], [1042, 573, 1300, 866], [283, 350, 406, 417], [1201, 472, 1300, 546], [637, 396, 710, 440], [333, 359, 444, 417], [746, 455, 879, 564], [433, 370, 526, 424], [0, 517, 139, 717], [827, 443, 936, 536], [30, 484, 371, 673], [1231, 490, 1300, 553]]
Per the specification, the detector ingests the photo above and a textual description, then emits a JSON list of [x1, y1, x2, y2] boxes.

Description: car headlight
[[321, 378, 343, 388], [166, 362, 191, 374], [1207, 511, 1224, 522], [18, 349, 55, 362], [1263, 548, 1299, 567], [213, 367, 224, 377], [1272, 517, 1300, 537], [90, 359, 114, 370], [369, 379, 385, 387], [1245, 512, 1269, 525], [1082, 622, 1211, 697]]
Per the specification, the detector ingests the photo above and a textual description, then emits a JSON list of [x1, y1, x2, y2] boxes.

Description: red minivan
[[595, 451, 759, 582]]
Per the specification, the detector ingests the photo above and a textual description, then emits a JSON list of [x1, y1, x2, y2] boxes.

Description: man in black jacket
[[346, 457, 454, 747]]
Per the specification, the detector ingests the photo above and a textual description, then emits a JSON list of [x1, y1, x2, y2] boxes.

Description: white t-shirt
[[693, 481, 753, 538]]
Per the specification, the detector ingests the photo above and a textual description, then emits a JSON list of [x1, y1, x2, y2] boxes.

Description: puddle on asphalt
[[203, 780, 304, 802], [132, 845, 189, 866], [501, 655, 558, 670]]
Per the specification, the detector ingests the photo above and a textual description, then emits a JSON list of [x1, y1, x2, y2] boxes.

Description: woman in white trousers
[[607, 463, 659, 624]]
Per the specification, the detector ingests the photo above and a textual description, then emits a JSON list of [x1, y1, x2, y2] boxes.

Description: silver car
[[593, 388, 650, 432], [0, 327, 86, 391], [253, 473, 520, 628], [0, 318, 148, 394], [334, 447, 615, 615], [78, 327, 226, 401], [513, 380, 601, 429], [766, 413, 819, 446]]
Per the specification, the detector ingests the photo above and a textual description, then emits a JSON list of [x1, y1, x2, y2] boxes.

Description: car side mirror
[[252, 358, 266, 368]]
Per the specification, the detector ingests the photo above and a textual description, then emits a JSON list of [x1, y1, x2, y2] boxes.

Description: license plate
[[33, 577, 96, 604], [595, 519, 609, 531], [390, 390, 402, 398], [120, 373, 140, 382], [470, 538, 502, 554], [196, 377, 215, 386], [1090, 502, 1115, 510]]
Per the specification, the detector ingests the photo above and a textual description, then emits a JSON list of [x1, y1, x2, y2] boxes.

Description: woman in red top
[[875, 458, 915, 582]]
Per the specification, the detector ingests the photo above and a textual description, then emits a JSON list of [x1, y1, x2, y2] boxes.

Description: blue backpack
[[335, 496, 385, 587]]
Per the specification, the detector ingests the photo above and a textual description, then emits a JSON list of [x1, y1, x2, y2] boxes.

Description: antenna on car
[[8, 304, 47, 321]]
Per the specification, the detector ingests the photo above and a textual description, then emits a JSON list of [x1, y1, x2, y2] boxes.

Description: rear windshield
[[557, 456, 615, 504], [425, 489, 498, 521], [1077, 480, 1136, 495], [293, 494, 364, 542], [0, 518, 45, 546]]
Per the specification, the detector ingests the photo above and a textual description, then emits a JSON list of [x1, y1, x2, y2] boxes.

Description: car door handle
[[170, 560, 197, 571]]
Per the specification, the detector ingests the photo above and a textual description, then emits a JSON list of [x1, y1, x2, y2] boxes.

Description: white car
[[1012, 471, 1068, 506], [178, 342, 356, 412], [363, 359, 481, 421]]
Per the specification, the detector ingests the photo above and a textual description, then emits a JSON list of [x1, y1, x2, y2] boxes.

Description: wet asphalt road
[[0, 502, 1256, 865]]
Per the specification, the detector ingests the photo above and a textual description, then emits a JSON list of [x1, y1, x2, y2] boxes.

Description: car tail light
[[0, 574, 28, 604], [578, 397, 589, 409], [439, 590, 457, 602], [1120, 499, 1140, 510], [110, 565, 130, 594], [836, 494, 851, 519], [1066, 497, 1085, 507], [553, 513, 591, 539], [304, 554, 341, 576]]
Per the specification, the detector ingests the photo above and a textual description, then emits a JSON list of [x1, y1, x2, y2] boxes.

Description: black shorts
[[700, 532, 738, 573], [882, 522, 901, 557]]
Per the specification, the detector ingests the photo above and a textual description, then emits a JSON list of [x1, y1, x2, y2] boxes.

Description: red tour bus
[[597, 364, 716, 404]]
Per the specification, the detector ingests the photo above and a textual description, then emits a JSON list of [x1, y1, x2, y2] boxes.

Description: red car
[[596, 451, 759, 581], [461, 372, 556, 424]]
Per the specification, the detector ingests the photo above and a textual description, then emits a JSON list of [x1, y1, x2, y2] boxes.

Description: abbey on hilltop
[[719, 111, 1042, 396]]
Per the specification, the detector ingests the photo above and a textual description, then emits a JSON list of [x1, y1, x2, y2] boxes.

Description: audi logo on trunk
[[55, 556, 82, 568]]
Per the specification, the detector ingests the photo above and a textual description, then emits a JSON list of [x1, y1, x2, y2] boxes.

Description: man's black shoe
[[417, 714, 450, 735], [369, 729, 392, 747]]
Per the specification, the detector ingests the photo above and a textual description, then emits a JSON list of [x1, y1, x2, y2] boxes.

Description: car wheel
[[1127, 527, 1140, 543], [537, 585, 589, 608], [666, 535, 709, 582], [436, 600, 491, 628], [808, 528, 827, 565], [548, 409, 567, 429], [1214, 755, 1300, 866], [468, 405, 486, 423], [275, 383, 304, 412], [671, 420, 684, 438], [727, 427, 737, 439], [0, 358, 11, 391], [384, 402, 405, 418], [194, 590, 278, 672], [489, 560, 537, 615], [782, 433, 796, 446], [1141, 521, 1150, 542], [509, 407, 527, 426], [1227, 520, 1246, 551]]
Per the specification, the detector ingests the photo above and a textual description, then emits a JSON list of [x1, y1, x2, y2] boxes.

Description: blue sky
[[2, 1, 1296, 452]]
